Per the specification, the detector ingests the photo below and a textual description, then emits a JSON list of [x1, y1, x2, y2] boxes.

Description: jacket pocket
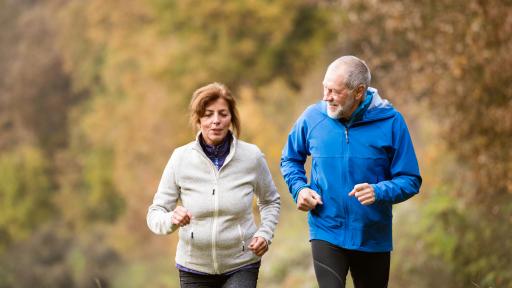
[[186, 227, 194, 265], [237, 224, 246, 253], [311, 160, 321, 192]]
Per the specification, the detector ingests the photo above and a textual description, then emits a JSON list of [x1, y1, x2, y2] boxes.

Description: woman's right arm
[[146, 150, 181, 235]]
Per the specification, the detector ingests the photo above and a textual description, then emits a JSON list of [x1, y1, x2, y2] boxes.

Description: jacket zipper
[[193, 149, 220, 273], [192, 141, 236, 274], [343, 124, 350, 246]]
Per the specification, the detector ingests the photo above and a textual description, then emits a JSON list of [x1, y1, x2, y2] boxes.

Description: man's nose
[[323, 90, 332, 101]]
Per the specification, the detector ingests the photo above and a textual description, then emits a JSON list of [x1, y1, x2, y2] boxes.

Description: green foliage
[[83, 147, 125, 223], [419, 189, 458, 262], [151, 0, 336, 89], [111, 258, 178, 288], [0, 146, 53, 252], [0, 225, 120, 288]]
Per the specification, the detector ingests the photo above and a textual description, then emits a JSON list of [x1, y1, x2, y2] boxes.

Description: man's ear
[[355, 85, 366, 100]]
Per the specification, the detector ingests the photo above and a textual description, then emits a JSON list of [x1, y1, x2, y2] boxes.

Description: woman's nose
[[212, 114, 220, 124]]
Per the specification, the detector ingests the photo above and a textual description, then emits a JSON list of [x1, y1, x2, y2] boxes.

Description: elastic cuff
[[372, 184, 381, 203], [292, 184, 310, 203], [165, 211, 176, 234], [254, 232, 272, 246]]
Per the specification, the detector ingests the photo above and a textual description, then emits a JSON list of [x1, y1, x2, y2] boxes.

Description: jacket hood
[[367, 87, 391, 109], [363, 87, 396, 122]]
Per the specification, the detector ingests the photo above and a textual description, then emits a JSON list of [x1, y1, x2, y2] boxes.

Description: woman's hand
[[171, 206, 192, 227], [248, 237, 268, 257]]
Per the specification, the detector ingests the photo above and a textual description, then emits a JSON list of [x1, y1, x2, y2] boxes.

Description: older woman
[[147, 82, 280, 288]]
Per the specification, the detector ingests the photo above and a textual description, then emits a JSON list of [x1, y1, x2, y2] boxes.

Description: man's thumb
[[313, 193, 323, 205]]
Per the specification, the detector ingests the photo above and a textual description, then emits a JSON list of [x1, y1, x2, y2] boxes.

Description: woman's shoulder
[[235, 139, 264, 158], [169, 141, 197, 158]]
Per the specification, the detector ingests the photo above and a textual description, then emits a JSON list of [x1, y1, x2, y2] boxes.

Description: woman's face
[[199, 98, 232, 146]]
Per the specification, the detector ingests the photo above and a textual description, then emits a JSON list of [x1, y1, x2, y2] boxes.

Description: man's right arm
[[280, 117, 310, 203]]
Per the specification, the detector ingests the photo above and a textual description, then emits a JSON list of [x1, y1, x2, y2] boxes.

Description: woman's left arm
[[253, 154, 281, 246]]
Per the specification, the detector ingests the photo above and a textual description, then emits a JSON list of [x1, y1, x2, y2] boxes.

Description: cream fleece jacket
[[147, 135, 280, 274]]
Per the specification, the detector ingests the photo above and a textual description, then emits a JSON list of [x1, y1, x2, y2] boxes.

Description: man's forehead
[[323, 69, 346, 87]]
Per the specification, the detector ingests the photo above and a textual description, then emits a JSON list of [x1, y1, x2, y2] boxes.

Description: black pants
[[311, 240, 390, 288], [178, 267, 259, 288]]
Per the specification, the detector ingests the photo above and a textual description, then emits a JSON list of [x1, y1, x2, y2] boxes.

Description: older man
[[281, 56, 421, 288]]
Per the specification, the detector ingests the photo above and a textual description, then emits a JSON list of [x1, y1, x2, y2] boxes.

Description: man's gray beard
[[327, 105, 343, 119]]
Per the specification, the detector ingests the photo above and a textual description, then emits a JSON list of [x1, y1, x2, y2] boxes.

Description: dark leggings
[[179, 267, 259, 288], [311, 240, 390, 288]]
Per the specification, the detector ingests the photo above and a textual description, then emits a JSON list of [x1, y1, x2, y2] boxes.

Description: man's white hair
[[329, 55, 371, 91]]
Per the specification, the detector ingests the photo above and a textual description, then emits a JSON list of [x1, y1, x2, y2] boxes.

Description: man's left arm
[[372, 113, 422, 204]]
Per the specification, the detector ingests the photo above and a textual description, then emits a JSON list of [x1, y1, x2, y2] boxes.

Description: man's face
[[322, 69, 357, 120]]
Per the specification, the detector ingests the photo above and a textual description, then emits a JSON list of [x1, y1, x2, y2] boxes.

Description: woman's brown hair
[[190, 82, 241, 137]]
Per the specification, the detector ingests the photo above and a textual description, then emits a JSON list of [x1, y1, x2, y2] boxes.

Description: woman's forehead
[[205, 98, 229, 110]]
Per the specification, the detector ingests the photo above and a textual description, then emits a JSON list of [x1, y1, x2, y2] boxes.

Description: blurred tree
[[0, 146, 52, 253], [0, 0, 85, 157], [333, 0, 512, 286], [151, 0, 336, 89], [0, 1, 126, 286], [0, 224, 120, 288]]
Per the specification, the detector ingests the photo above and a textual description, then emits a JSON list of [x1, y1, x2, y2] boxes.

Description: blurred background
[[0, 0, 510, 287]]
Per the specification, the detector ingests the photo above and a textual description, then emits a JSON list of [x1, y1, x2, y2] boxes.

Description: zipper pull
[[345, 128, 349, 144], [212, 189, 215, 195], [191, 231, 194, 239], [242, 241, 245, 252]]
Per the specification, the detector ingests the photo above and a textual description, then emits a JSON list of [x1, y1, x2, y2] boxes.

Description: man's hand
[[171, 206, 193, 227], [297, 188, 323, 211], [248, 237, 268, 257], [348, 183, 375, 205]]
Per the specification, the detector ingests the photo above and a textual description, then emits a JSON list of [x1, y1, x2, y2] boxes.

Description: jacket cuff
[[292, 184, 310, 203], [253, 231, 272, 245], [372, 184, 382, 203], [165, 211, 178, 234]]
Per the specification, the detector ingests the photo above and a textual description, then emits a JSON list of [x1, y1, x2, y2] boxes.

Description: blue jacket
[[280, 88, 421, 252]]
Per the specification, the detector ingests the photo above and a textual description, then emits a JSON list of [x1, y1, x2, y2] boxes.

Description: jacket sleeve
[[280, 116, 310, 203], [373, 113, 422, 204], [253, 154, 281, 244], [146, 150, 181, 235]]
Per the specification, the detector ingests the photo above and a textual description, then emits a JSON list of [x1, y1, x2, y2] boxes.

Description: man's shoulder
[[298, 101, 328, 124], [303, 101, 325, 116]]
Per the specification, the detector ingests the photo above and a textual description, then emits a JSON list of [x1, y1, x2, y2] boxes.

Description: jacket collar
[[192, 131, 237, 170]]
